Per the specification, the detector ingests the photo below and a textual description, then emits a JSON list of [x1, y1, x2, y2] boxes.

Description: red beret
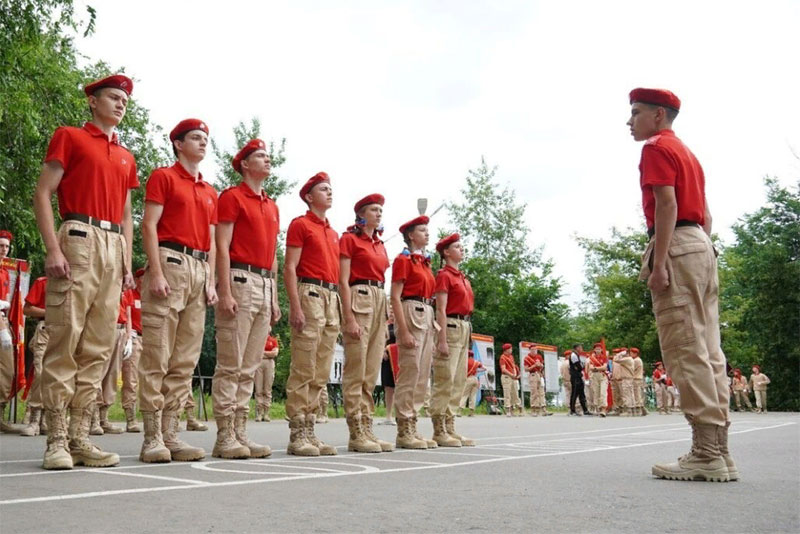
[[593, 342, 603, 349], [354, 193, 385, 213], [563, 350, 572, 356], [169, 119, 209, 142], [612, 347, 625, 354], [752, 364, 761, 371], [436, 233, 460, 254], [398, 215, 429, 234], [502, 343, 512, 351], [0, 230, 12, 242], [232, 139, 267, 174], [655, 361, 663, 367], [629, 88, 681, 112], [84, 74, 133, 96], [299, 172, 330, 200], [468, 350, 474, 358], [630, 347, 640, 355], [134, 268, 146, 278]]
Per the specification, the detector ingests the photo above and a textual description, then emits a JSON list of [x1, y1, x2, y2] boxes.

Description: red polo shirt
[[525, 354, 544, 372], [434, 264, 474, 315], [500, 353, 518, 376], [339, 231, 390, 284], [286, 211, 340, 284], [24, 277, 47, 309], [467, 357, 482, 377], [391, 253, 434, 298], [44, 123, 139, 224], [653, 369, 665, 382], [265, 335, 278, 351], [116, 291, 131, 325], [218, 183, 280, 270], [125, 288, 142, 333], [639, 129, 706, 231], [145, 162, 218, 252]]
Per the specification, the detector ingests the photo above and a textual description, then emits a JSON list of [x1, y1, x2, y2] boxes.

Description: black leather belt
[[447, 313, 471, 322], [159, 241, 208, 262], [231, 262, 274, 278], [63, 213, 121, 234], [647, 220, 700, 239], [402, 296, 434, 306], [350, 279, 384, 289], [299, 277, 338, 292]]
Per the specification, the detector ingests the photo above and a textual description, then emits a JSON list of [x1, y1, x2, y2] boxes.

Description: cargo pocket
[[668, 241, 710, 287], [638, 241, 654, 281], [60, 225, 92, 269], [215, 327, 237, 361], [445, 322, 460, 344], [44, 277, 72, 326], [406, 303, 429, 331], [141, 303, 169, 349], [351, 287, 372, 315], [654, 296, 695, 351]]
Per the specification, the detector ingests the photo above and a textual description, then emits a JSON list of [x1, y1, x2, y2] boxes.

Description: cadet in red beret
[[629, 348, 647, 416], [137, 118, 218, 464], [499, 343, 522, 416], [429, 233, 475, 446], [338, 193, 392, 453], [588, 344, 608, 417], [119, 269, 144, 432], [459, 350, 485, 417], [32, 74, 140, 470], [18, 276, 48, 437], [390, 214, 437, 449], [210, 138, 278, 460], [284, 172, 339, 456], [629, 88, 732, 481], [524, 348, 550, 416]]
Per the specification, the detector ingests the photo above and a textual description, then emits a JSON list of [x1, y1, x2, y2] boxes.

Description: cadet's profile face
[[359, 204, 383, 228], [306, 183, 333, 209], [0, 238, 9, 259], [243, 149, 270, 177], [408, 224, 429, 249], [594, 347, 602, 354], [445, 240, 464, 263], [175, 130, 208, 162], [627, 102, 659, 141], [90, 87, 128, 126]]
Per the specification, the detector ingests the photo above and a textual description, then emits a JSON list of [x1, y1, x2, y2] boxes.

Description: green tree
[[720, 178, 800, 410]]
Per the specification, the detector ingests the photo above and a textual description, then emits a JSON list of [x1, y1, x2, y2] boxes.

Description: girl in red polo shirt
[[390, 215, 436, 449], [339, 193, 392, 453]]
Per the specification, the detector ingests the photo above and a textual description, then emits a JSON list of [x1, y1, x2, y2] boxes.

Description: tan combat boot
[[212, 414, 250, 459], [287, 414, 319, 456], [185, 409, 208, 431], [468, 408, 475, 417], [234, 410, 271, 458], [124, 407, 142, 432], [139, 410, 171, 463], [89, 405, 104, 435], [717, 421, 738, 481], [395, 417, 427, 449], [431, 415, 461, 447], [346, 415, 381, 453], [0, 402, 14, 433], [445, 414, 474, 447], [652, 422, 729, 482], [99, 405, 123, 434], [68, 407, 119, 467], [162, 411, 205, 461], [305, 414, 337, 455], [361, 414, 393, 452], [620, 407, 631, 417], [263, 404, 271, 422], [20, 407, 42, 437], [42, 409, 73, 470], [529, 408, 539, 417], [413, 416, 438, 448], [39, 411, 48, 434], [254, 405, 263, 422], [317, 407, 329, 424]]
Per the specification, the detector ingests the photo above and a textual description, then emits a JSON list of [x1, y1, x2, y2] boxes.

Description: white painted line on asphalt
[[424, 450, 513, 458], [191, 460, 380, 476], [90, 469, 209, 486], [1, 422, 794, 505]]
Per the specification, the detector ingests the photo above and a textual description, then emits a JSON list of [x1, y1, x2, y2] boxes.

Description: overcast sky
[[75, 0, 799, 308]]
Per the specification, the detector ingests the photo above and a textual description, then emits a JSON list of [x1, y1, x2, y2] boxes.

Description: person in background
[[20, 276, 48, 437], [460, 350, 484, 417], [730, 368, 752, 412], [499, 343, 522, 417], [254, 336, 279, 422], [748, 365, 770, 413], [569, 344, 590, 416]]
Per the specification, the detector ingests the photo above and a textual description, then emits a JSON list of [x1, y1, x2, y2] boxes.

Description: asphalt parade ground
[[0, 412, 797, 534]]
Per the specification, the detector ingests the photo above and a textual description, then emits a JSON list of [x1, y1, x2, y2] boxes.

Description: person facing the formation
[[588, 343, 608, 417], [568, 344, 590, 416], [339, 194, 392, 453], [460, 350, 484, 416], [430, 233, 475, 447], [748, 365, 770, 413], [629, 348, 647, 416], [731, 368, 752, 412], [33, 74, 138, 470], [629, 87, 733, 482], [524, 348, 550, 416], [390, 215, 437, 449], [210, 139, 279, 460], [137, 118, 218, 464], [284, 172, 340, 457], [499, 343, 522, 417]]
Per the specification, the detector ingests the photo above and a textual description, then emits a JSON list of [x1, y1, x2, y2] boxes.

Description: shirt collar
[[237, 182, 269, 201], [83, 122, 119, 145], [356, 229, 382, 243], [443, 264, 463, 277], [648, 128, 675, 141], [172, 161, 204, 183], [305, 210, 330, 228]]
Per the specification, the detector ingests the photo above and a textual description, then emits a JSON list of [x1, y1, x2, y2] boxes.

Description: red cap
[[299, 172, 330, 200], [399, 215, 429, 234], [84, 74, 134, 96], [169, 118, 209, 142], [612, 347, 625, 354], [0, 230, 12, 242], [354, 193, 385, 213], [630, 347, 640, 356], [502, 343, 512, 351], [655, 361, 663, 367], [752, 364, 761, 371], [232, 139, 267, 174], [593, 342, 603, 349], [563, 350, 572, 356], [134, 268, 146, 278], [435, 233, 460, 254], [629, 88, 681, 111], [468, 350, 474, 358]]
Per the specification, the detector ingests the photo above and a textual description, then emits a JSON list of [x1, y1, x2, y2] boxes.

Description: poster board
[[471, 333, 495, 391], [518, 342, 560, 394]]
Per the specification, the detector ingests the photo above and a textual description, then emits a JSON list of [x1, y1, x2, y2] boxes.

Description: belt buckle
[[192, 249, 203, 259], [99, 220, 111, 230]]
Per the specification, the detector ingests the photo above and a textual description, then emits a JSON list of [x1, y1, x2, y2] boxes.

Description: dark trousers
[[570, 375, 587, 413]]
